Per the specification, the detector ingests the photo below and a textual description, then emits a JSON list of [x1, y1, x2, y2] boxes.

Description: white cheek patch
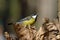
[[32, 15, 37, 19]]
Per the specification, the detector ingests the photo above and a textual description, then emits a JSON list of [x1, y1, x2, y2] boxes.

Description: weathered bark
[[36, 19, 60, 40], [14, 24, 36, 40]]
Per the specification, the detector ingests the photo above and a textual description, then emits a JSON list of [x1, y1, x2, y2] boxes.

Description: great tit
[[8, 14, 37, 27]]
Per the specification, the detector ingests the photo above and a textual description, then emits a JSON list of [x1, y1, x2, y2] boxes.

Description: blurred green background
[[0, 0, 37, 34]]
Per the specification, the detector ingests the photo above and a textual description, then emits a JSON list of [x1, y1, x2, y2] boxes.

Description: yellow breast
[[23, 18, 35, 25]]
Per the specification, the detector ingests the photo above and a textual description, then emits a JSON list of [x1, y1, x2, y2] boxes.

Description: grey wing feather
[[18, 16, 31, 22], [16, 16, 32, 25]]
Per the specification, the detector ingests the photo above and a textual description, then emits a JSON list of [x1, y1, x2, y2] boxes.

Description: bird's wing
[[18, 16, 32, 22]]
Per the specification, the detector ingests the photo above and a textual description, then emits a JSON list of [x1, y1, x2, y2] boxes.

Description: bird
[[16, 14, 37, 27], [8, 14, 37, 28]]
